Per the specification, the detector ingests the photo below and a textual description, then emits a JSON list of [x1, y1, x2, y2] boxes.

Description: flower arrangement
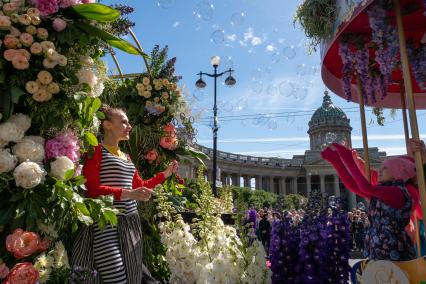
[[0, 1, 146, 282], [154, 167, 271, 284]]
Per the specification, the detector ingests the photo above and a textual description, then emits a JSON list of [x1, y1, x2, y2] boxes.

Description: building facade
[[179, 91, 386, 209]]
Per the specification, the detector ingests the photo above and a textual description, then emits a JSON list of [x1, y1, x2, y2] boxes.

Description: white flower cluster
[[50, 156, 74, 180], [77, 56, 105, 98], [160, 217, 270, 284], [34, 241, 70, 283]]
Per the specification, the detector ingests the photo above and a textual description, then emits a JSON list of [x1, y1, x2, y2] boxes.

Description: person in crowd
[[351, 216, 365, 251], [72, 105, 178, 283], [322, 143, 417, 261], [258, 211, 271, 253]]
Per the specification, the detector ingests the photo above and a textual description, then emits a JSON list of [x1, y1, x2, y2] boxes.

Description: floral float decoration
[[0, 0, 147, 282]]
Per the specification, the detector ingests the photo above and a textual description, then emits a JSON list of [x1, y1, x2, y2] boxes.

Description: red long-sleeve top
[[321, 143, 419, 211], [82, 145, 166, 200]]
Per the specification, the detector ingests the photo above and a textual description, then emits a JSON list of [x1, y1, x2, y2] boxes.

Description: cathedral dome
[[309, 91, 347, 125]]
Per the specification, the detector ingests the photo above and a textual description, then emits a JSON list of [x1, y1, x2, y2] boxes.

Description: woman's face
[[378, 165, 394, 183], [103, 111, 132, 141]]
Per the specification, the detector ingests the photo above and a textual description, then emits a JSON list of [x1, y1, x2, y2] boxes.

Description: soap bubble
[[211, 30, 225, 44], [266, 84, 278, 96], [230, 12, 245, 26], [282, 45, 296, 59], [268, 119, 278, 130], [279, 80, 295, 97], [294, 86, 308, 100], [157, 0, 175, 9], [325, 132, 337, 144], [193, 1, 214, 21]]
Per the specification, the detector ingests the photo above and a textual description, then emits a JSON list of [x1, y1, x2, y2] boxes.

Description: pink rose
[[0, 263, 10, 279], [5, 262, 39, 284], [4, 36, 19, 49], [163, 123, 176, 137], [52, 18, 66, 32], [4, 49, 17, 61], [11, 55, 29, 70], [160, 136, 178, 150], [6, 229, 40, 259], [19, 33, 33, 47], [144, 149, 158, 163]]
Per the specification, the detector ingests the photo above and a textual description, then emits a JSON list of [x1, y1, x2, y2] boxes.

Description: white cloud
[[266, 44, 276, 52], [226, 34, 237, 41], [251, 36, 263, 46], [172, 21, 180, 28]]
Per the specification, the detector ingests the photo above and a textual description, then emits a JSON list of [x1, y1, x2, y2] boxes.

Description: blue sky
[[103, 0, 426, 158]]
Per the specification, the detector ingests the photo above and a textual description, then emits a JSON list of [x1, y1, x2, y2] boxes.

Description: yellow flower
[[170, 83, 177, 91], [37, 70, 53, 85], [136, 83, 145, 91], [18, 14, 31, 26], [142, 77, 150, 85], [153, 79, 159, 85], [47, 82, 60, 94], [25, 81, 39, 94], [143, 91, 151, 98], [162, 78, 169, 85], [146, 85, 152, 91], [154, 84, 162, 91]]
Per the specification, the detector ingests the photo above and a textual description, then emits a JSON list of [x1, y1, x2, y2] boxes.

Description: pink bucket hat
[[382, 157, 416, 182]]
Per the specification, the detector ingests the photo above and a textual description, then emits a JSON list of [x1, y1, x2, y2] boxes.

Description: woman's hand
[[162, 160, 178, 178], [121, 187, 153, 201]]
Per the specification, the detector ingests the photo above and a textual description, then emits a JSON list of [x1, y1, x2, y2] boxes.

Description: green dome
[[310, 91, 347, 122]]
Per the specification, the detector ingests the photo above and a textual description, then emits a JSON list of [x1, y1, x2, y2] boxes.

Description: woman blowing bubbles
[[72, 104, 178, 284]]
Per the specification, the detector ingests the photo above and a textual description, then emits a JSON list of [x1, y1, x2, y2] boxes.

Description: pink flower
[[4, 49, 17, 61], [37, 237, 50, 251], [58, 0, 80, 8], [33, 0, 59, 16], [160, 136, 178, 150], [5, 262, 39, 284], [163, 123, 176, 137], [4, 36, 19, 49], [45, 130, 80, 162], [19, 33, 34, 47], [144, 149, 158, 163], [0, 263, 10, 279], [81, 0, 95, 3], [6, 229, 40, 259], [52, 18, 66, 31], [12, 55, 29, 70]]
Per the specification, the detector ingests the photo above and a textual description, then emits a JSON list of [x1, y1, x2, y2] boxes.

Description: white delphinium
[[12, 139, 44, 163], [241, 241, 271, 284], [53, 241, 70, 269], [0, 148, 18, 173], [34, 253, 54, 284], [49, 156, 74, 180], [13, 161, 46, 189]]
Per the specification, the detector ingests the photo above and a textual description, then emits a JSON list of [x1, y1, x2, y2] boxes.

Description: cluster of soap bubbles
[[325, 132, 347, 146]]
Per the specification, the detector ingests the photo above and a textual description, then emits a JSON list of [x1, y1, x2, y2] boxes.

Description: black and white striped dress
[[72, 147, 158, 284]]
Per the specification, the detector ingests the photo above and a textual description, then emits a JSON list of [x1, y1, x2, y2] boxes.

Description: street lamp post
[[195, 56, 236, 196]]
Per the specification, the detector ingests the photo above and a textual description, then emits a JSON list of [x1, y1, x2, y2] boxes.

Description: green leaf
[[73, 175, 86, 186], [102, 209, 117, 226], [75, 202, 90, 216], [9, 192, 24, 202], [84, 131, 98, 146], [10, 86, 26, 104], [71, 3, 120, 22], [74, 22, 148, 56], [96, 111, 105, 120], [64, 168, 75, 180], [91, 97, 101, 113]]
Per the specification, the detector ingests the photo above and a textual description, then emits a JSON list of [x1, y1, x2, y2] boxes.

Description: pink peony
[[45, 130, 80, 162], [52, 18, 66, 32], [33, 0, 59, 16], [160, 136, 178, 150], [4, 36, 19, 49], [0, 263, 9, 279], [163, 123, 176, 137], [144, 149, 158, 163], [5, 262, 39, 284], [6, 229, 40, 259]]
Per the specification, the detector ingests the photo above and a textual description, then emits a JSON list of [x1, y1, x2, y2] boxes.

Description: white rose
[[13, 161, 46, 189], [12, 139, 44, 163], [24, 135, 44, 145], [77, 68, 98, 88], [50, 156, 74, 180], [8, 113, 31, 132], [0, 148, 17, 173], [88, 81, 104, 98], [0, 121, 25, 142]]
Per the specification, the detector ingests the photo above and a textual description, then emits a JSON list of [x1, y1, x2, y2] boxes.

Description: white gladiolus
[[13, 161, 46, 189], [49, 156, 74, 180], [0, 148, 18, 173], [12, 139, 44, 163], [8, 113, 31, 132]]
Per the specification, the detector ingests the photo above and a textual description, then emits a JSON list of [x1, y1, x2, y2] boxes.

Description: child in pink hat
[[321, 143, 417, 261]]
